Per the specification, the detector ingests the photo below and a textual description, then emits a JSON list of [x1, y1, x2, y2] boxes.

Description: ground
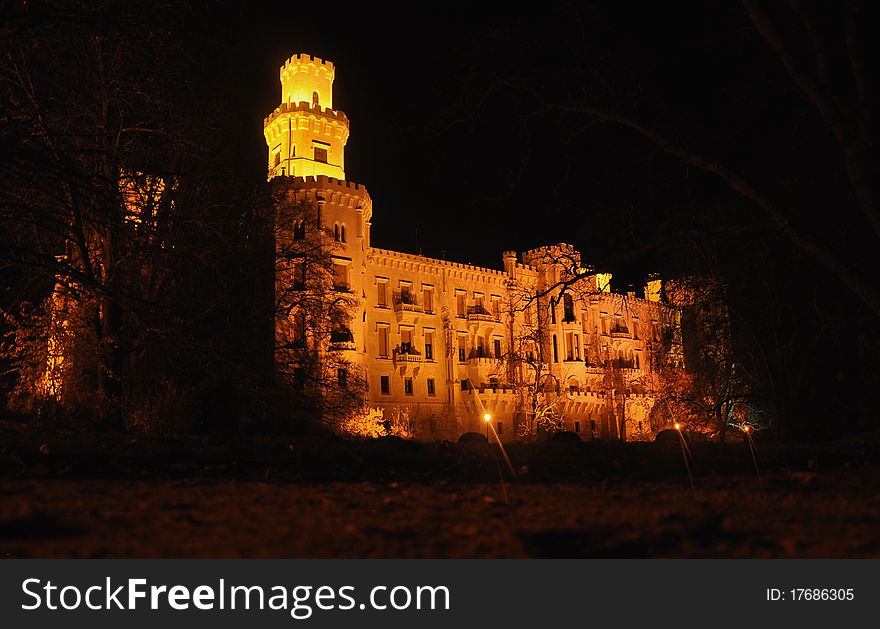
[[2, 423, 879, 557]]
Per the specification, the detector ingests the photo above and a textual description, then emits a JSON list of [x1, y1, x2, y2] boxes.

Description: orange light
[[743, 425, 751, 433], [483, 413, 492, 422], [674, 422, 681, 431]]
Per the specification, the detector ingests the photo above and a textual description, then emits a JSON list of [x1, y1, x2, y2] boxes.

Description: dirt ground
[[2, 424, 879, 558], [2, 471, 879, 558]]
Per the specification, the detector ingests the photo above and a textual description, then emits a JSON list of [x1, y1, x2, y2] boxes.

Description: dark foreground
[[2, 424, 879, 558]]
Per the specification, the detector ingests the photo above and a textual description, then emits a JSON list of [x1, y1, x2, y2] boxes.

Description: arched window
[[333, 224, 340, 241], [312, 91, 319, 107], [563, 294, 575, 322], [340, 224, 346, 243], [293, 220, 305, 241]]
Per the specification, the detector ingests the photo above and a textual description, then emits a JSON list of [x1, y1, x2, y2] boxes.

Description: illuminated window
[[380, 375, 390, 394], [422, 286, 434, 313], [427, 378, 436, 396], [312, 91, 319, 107], [404, 378, 413, 396]]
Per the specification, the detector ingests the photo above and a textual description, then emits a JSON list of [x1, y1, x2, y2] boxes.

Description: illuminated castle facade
[[265, 54, 682, 441]]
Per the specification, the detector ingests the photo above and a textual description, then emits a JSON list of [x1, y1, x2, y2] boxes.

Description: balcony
[[392, 290, 424, 314], [466, 305, 498, 323], [392, 343, 422, 363], [610, 323, 631, 339], [329, 329, 355, 351], [466, 349, 500, 366]]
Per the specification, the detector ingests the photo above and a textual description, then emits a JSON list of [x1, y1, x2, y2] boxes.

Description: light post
[[483, 412, 492, 442]]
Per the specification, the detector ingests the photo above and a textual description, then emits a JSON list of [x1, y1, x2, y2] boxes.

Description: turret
[[264, 54, 349, 180]]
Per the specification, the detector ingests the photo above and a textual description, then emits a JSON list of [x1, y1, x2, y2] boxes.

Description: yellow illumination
[[483, 413, 492, 422], [264, 53, 348, 180], [645, 278, 662, 302], [674, 422, 681, 431]]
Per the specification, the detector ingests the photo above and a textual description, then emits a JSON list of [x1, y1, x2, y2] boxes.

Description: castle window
[[340, 224, 346, 243], [550, 300, 557, 324], [337, 368, 347, 389], [563, 294, 575, 322], [424, 330, 434, 360], [458, 334, 467, 363], [378, 325, 390, 358], [293, 220, 305, 241], [455, 290, 466, 317], [312, 91, 319, 107], [274, 152, 281, 167], [427, 378, 436, 396], [314, 145, 328, 163], [404, 378, 414, 396], [422, 286, 434, 313], [332, 262, 349, 291], [493, 338, 502, 359], [552, 334, 559, 363], [333, 224, 340, 241], [377, 279, 388, 307], [496, 422, 503, 436], [565, 332, 580, 361], [400, 327, 414, 353], [380, 375, 390, 395]]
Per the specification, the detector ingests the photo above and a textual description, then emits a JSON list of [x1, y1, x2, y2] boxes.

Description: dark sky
[[191, 2, 784, 284]]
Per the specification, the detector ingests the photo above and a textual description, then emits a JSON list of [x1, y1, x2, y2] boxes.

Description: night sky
[[189, 2, 814, 286]]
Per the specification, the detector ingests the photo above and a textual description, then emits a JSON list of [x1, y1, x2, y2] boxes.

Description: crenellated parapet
[[369, 248, 510, 285], [281, 53, 335, 74], [264, 101, 349, 129], [274, 175, 371, 217]]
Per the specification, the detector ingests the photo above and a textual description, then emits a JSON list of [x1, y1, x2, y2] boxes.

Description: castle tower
[[264, 54, 350, 180]]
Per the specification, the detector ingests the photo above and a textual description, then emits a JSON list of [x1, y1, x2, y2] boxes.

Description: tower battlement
[[263, 101, 350, 128], [279, 53, 336, 109], [281, 53, 335, 76]]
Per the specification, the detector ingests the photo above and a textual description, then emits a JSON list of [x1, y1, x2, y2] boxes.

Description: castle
[[264, 54, 683, 441]]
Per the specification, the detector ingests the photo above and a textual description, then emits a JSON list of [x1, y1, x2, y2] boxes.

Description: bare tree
[[271, 189, 367, 428]]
